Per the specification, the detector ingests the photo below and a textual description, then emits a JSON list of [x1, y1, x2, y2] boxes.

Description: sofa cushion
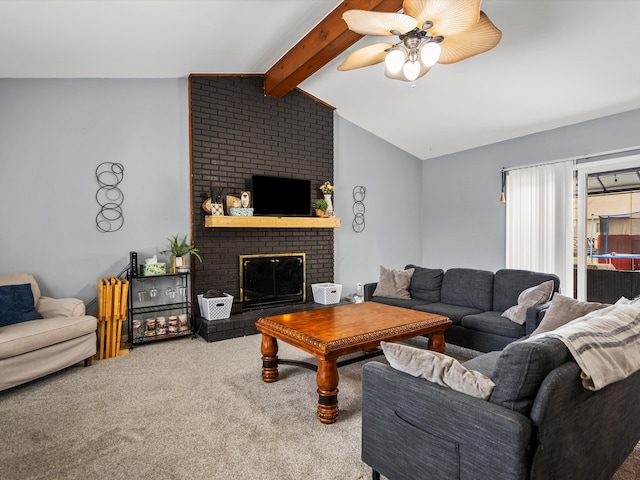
[[370, 296, 431, 309], [381, 341, 496, 399], [412, 303, 484, 324], [488, 336, 571, 416], [372, 266, 415, 299], [461, 311, 526, 339], [0, 315, 98, 360], [531, 294, 608, 337], [0, 283, 43, 327], [502, 280, 555, 325], [493, 269, 560, 313], [463, 351, 501, 378], [440, 268, 494, 311], [405, 265, 444, 303]]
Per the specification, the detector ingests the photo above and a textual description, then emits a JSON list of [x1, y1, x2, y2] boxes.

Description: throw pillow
[[502, 280, 555, 325], [530, 294, 608, 337], [372, 266, 415, 299], [0, 283, 43, 327], [489, 336, 571, 415], [380, 341, 495, 400]]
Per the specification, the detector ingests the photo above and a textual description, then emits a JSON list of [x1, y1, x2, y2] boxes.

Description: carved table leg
[[428, 330, 446, 353], [261, 334, 279, 383], [316, 359, 339, 424]]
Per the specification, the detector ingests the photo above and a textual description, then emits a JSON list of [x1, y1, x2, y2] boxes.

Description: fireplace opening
[[239, 253, 306, 309]]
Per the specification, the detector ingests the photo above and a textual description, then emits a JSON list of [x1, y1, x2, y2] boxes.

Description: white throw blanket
[[536, 298, 640, 391]]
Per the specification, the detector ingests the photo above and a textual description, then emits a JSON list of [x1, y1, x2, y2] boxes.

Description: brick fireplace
[[189, 75, 335, 338], [240, 253, 306, 309]]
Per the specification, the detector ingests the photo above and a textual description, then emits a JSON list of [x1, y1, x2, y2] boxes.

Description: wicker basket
[[311, 283, 342, 305], [198, 293, 233, 320]]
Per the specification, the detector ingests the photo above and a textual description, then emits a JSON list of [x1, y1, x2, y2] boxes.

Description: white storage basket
[[311, 283, 342, 305], [198, 293, 234, 320]]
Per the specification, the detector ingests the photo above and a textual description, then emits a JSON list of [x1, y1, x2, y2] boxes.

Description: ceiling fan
[[337, 0, 502, 83]]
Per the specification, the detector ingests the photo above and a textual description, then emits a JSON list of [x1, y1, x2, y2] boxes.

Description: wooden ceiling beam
[[264, 0, 404, 98]]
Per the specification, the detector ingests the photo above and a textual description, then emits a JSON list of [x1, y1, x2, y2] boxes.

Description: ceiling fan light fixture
[[403, 60, 420, 81], [385, 49, 405, 73], [420, 41, 441, 67], [339, 0, 501, 85]]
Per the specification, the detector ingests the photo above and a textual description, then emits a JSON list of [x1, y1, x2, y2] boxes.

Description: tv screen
[[251, 175, 311, 216]]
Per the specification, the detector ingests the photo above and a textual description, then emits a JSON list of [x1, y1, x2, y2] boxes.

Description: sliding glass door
[[575, 156, 640, 301]]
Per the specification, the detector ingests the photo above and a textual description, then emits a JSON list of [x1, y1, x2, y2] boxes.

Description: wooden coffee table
[[255, 302, 451, 424]]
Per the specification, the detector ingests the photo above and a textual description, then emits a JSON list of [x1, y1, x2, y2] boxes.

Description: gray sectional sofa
[[364, 266, 560, 352], [361, 335, 640, 480]]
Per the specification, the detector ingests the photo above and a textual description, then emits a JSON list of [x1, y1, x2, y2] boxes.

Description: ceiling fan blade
[[384, 63, 431, 82], [342, 10, 417, 36], [337, 43, 395, 71], [403, 0, 481, 37], [438, 12, 502, 64]]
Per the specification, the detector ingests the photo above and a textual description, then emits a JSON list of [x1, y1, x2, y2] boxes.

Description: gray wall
[[4, 77, 639, 306], [422, 108, 640, 271], [334, 115, 423, 297], [0, 79, 189, 307]]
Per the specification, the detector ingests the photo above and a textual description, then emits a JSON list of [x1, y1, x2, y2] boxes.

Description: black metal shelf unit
[[127, 271, 194, 346]]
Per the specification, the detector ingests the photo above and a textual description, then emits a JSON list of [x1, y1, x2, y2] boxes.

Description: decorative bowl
[[229, 207, 254, 217]]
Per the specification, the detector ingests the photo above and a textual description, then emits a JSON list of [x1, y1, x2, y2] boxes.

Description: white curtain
[[505, 161, 574, 295]]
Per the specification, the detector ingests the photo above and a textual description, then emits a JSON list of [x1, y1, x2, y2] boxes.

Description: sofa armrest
[[362, 362, 533, 480], [525, 301, 551, 335], [529, 362, 640, 480], [36, 296, 86, 318], [363, 282, 377, 301]]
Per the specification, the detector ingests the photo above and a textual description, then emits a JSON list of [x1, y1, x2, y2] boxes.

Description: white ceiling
[[2, 0, 640, 160]]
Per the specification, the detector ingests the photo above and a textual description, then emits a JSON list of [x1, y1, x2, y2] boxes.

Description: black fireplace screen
[[239, 253, 306, 309]]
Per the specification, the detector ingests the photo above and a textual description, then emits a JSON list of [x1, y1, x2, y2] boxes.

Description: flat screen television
[[251, 175, 311, 216]]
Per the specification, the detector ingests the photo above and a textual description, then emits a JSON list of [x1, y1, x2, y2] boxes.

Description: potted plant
[[313, 198, 328, 217], [161, 234, 202, 272]]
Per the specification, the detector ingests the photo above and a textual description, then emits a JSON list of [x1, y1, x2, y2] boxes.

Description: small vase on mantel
[[174, 256, 190, 273], [324, 193, 334, 217]]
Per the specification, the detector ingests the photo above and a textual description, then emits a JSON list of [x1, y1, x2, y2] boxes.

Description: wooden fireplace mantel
[[205, 216, 341, 229]]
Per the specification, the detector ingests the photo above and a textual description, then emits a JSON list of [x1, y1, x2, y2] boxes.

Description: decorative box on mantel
[[205, 216, 340, 228]]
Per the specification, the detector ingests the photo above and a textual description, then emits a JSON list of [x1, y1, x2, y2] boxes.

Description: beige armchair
[[0, 273, 97, 391]]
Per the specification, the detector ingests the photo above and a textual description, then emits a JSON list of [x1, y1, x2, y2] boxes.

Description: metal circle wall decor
[[95, 162, 125, 233], [352, 185, 366, 233]]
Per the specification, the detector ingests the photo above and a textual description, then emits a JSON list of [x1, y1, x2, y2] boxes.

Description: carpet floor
[[0, 334, 638, 480]]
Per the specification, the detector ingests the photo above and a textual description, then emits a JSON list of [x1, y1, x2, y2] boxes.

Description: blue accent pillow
[[0, 283, 43, 327]]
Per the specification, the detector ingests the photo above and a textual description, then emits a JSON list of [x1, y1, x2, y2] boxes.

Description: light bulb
[[420, 42, 441, 67], [402, 60, 420, 81], [385, 49, 405, 74]]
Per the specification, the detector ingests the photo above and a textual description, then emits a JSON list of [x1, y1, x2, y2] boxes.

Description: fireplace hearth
[[240, 253, 306, 309]]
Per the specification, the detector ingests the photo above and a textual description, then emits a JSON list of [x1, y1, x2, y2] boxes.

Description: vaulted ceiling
[[2, 1, 640, 160]]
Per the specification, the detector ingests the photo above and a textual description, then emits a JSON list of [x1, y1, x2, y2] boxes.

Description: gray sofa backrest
[[493, 269, 561, 312], [404, 264, 444, 303], [440, 268, 494, 311]]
